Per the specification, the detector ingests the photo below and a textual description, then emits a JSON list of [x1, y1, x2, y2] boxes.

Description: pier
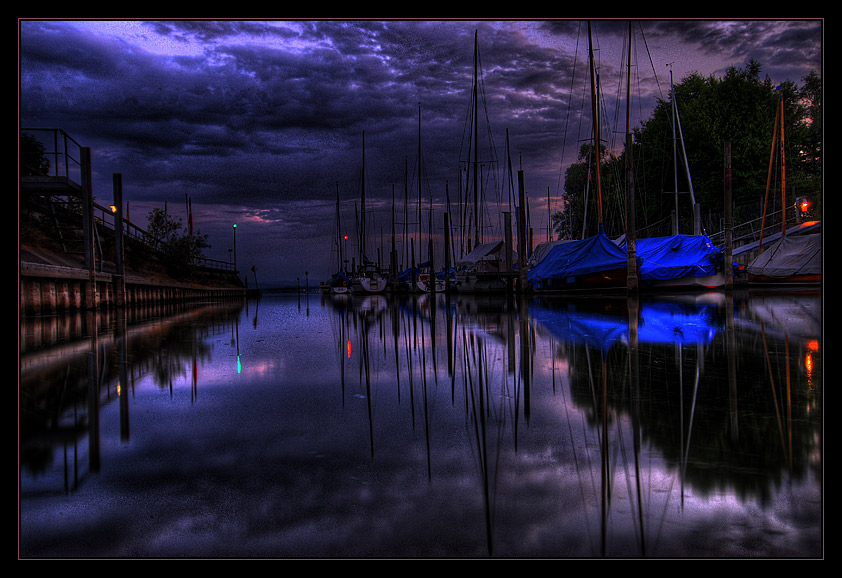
[[20, 128, 246, 315]]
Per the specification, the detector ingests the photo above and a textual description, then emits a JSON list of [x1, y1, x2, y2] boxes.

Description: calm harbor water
[[19, 288, 823, 559]]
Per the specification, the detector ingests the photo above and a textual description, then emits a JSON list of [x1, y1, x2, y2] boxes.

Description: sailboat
[[350, 132, 388, 295], [626, 234, 724, 289], [454, 30, 518, 294], [412, 104, 446, 294], [324, 183, 351, 295], [618, 30, 726, 291], [416, 262, 447, 293], [528, 22, 632, 293], [455, 240, 515, 292], [352, 257, 388, 294], [746, 89, 822, 285], [746, 233, 821, 284]]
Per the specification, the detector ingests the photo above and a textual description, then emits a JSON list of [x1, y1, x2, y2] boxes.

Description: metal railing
[[91, 199, 236, 273], [22, 128, 236, 273], [20, 128, 84, 182], [708, 206, 804, 249]]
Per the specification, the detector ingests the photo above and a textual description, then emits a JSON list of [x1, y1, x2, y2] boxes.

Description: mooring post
[[113, 173, 126, 308], [517, 169, 527, 294], [80, 147, 98, 309], [724, 141, 733, 291]]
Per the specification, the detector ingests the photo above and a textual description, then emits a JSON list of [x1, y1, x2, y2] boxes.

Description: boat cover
[[627, 234, 722, 281], [330, 271, 350, 286], [746, 234, 822, 279], [397, 267, 418, 281], [527, 232, 629, 286], [530, 298, 720, 350], [529, 239, 575, 268], [457, 240, 506, 265]]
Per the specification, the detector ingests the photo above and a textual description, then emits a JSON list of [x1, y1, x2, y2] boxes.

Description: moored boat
[[621, 234, 725, 290], [528, 230, 631, 293], [746, 89, 821, 286], [454, 240, 516, 293], [528, 24, 634, 295], [746, 233, 821, 284], [351, 262, 388, 294]]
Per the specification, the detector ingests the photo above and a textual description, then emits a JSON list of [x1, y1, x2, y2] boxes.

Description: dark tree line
[[554, 60, 821, 240]]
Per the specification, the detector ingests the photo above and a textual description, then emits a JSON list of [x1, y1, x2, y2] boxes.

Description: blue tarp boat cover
[[528, 232, 629, 287], [330, 271, 350, 286], [626, 234, 722, 282], [530, 299, 721, 350], [397, 267, 418, 281]]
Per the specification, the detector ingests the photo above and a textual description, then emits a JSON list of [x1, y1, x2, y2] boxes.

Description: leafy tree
[[555, 60, 821, 239], [555, 142, 627, 239], [20, 133, 50, 176], [794, 69, 822, 216], [145, 207, 210, 277]]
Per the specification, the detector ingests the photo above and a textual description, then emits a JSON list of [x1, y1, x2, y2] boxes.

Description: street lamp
[[798, 197, 811, 214], [232, 223, 237, 271]]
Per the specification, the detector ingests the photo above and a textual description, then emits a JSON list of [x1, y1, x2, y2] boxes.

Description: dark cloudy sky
[[18, 19, 823, 284]]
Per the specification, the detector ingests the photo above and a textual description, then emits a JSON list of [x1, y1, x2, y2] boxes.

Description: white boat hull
[[352, 276, 388, 294]]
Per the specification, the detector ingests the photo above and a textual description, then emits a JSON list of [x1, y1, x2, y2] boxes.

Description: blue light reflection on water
[[19, 290, 822, 559]]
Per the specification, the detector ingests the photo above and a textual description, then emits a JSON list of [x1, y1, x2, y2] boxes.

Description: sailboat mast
[[780, 91, 787, 236], [674, 84, 699, 233], [473, 29, 480, 247], [671, 69, 679, 234], [759, 92, 784, 252], [391, 182, 396, 282], [546, 186, 551, 242], [419, 103, 425, 259], [417, 108, 422, 263], [625, 20, 638, 291], [588, 22, 604, 231], [336, 182, 342, 272], [360, 131, 366, 268], [404, 156, 409, 270]]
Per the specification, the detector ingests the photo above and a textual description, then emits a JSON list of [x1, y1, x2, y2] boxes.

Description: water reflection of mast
[[419, 297, 433, 478], [391, 299, 401, 403], [87, 311, 102, 473], [760, 320, 794, 471], [428, 295, 439, 384], [519, 296, 531, 425], [117, 308, 129, 444], [583, 314, 642, 557], [359, 315, 375, 458], [463, 327, 496, 556], [405, 301, 418, 430], [628, 295, 645, 556], [331, 299, 348, 407], [446, 294, 455, 386]]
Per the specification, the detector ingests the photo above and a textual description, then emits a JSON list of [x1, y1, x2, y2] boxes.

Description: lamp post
[[232, 223, 237, 272], [796, 197, 810, 223]]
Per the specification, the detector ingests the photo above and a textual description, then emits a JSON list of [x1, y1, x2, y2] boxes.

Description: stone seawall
[[20, 261, 246, 315]]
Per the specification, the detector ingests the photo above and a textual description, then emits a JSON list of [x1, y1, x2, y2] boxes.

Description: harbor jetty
[[20, 128, 248, 316]]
